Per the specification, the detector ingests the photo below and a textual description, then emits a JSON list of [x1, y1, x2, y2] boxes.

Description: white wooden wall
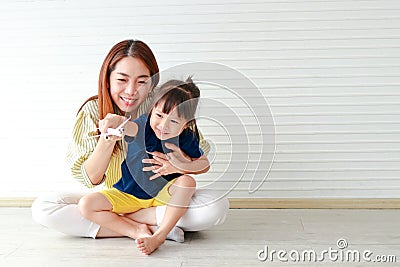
[[0, 0, 399, 198]]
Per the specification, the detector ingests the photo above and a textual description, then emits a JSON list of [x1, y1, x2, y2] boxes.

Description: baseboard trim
[[1, 197, 400, 209], [0, 198, 35, 207], [229, 198, 400, 209]]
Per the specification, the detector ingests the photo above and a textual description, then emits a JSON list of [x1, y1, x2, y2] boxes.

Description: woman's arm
[[173, 154, 210, 175], [83, 137, 117, 185], [143, 143, 210, 180], [67, 102, 102, 187], [85, 113, 137, 184], [141, 129, 211, 180], [66, 101, 126, 187]]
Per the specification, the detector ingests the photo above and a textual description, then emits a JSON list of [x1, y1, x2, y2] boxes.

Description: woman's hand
[[98, 113, 126, 141], [142, 143, 192, 180]]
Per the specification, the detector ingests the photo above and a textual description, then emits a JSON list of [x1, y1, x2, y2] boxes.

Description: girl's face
[[109, 57, 152, 115], [150, 102, 187, 140]]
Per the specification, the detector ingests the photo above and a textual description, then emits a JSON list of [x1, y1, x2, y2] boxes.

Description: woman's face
[[109, 57, 152, 115]]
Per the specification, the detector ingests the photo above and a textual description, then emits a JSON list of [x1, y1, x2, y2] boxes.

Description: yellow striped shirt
[[66, 96, 210, 189]]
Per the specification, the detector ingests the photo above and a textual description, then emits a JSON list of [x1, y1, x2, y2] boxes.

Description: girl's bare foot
[[133, 223, 153, 239], [149, 225, 184, 243], [120, 217, 152, 239], [136, 235, 166, 255]]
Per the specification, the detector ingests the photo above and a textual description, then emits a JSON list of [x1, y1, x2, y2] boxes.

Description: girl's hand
[[98, 113, 125, 141], [142, 143, 192, 180]]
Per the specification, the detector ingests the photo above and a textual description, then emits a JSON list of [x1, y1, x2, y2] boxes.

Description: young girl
[[78, 78, 209, 255]]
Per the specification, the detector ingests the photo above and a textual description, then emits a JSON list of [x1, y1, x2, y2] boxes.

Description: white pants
[[31, 189, 229, 238]]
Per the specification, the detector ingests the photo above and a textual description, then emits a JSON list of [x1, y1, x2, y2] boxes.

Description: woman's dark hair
[[79, 39, 159, 154]]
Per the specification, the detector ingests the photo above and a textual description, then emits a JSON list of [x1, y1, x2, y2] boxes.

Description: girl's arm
[[121, 120, 139, 137]]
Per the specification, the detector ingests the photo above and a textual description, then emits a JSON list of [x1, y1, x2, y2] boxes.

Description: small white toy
[[105, 115, 131, 139], [86, 115, 131, 140]]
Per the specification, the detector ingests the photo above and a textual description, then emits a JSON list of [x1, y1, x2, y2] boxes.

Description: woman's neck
[[125, 110, 138, 119]]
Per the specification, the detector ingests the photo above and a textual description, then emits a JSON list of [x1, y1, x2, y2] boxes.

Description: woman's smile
[[121, 97, 137, 106]]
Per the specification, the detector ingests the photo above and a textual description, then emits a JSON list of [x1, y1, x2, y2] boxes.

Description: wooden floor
[[1, 208, 399, 266]]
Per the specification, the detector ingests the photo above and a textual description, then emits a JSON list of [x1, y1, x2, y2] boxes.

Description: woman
[[31, 39, 229, 240]]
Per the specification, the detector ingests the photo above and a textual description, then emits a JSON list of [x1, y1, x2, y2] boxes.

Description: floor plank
[[0, 208, 399, 266]]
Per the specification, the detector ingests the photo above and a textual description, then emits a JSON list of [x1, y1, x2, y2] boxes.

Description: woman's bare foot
[[136, 234, 166, 255]]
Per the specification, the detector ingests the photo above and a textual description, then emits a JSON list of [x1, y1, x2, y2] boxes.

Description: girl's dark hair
[[150, 76, 200, 137]]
